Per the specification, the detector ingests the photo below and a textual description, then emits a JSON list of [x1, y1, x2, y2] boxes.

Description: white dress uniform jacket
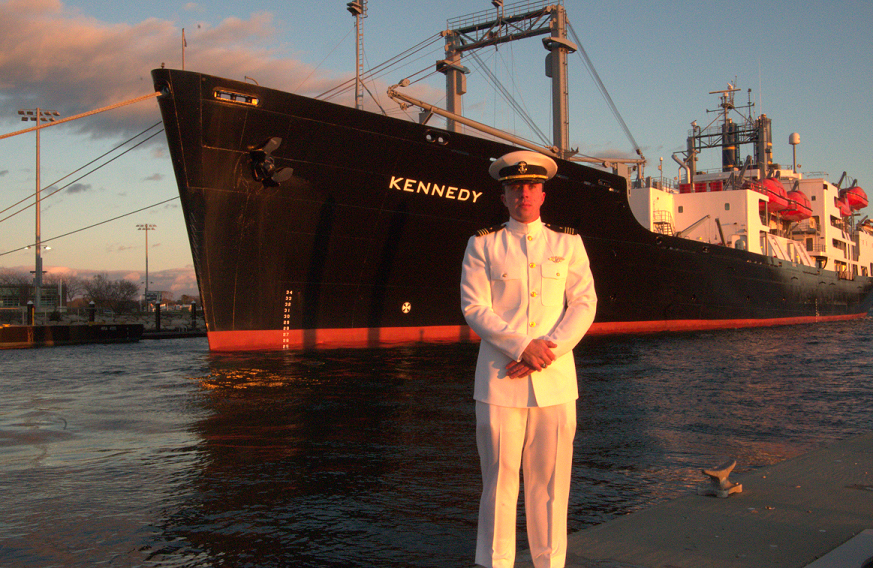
[[461, 217, 597, 408]]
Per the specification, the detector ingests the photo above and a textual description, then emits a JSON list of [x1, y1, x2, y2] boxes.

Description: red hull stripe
[[208, 325, 478, 351], [585, 312, 867, 336], [208, 312, 868, 351]]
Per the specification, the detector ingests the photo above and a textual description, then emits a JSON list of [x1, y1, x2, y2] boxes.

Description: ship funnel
[[722, 119, 739, 171]]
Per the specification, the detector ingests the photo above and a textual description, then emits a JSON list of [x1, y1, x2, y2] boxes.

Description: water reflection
[[571, 320, 873, 525], [2, 320, 870, 567], [153, 346, 482, 568]]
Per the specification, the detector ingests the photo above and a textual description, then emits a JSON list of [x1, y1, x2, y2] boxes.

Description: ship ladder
[[653, 210, 675, 236]]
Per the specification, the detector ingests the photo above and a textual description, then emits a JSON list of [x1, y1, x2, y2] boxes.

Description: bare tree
[[0, 269, 30, 285], [65, 276, 85, 301], [43, 274, 85, 302], [82, 274, 140, 315]]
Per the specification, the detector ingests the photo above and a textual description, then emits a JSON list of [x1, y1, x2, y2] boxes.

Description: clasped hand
[[504, 339, 557, 379]]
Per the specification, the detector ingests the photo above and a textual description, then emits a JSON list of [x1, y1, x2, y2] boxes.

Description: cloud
[[0, 169, 8, 177], [143, 173, 163, 181], [0, 0, 348, 140], [0, 0, 446, 158], [66, 182, 92, 194], [105, 243, 135, 253], [151, 265, 199, 295], [2, 264, 199, 297]]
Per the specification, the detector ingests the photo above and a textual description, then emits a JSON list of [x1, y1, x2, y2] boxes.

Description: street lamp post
[[18, 108, 60, 313], [137, 224, 157, 304]]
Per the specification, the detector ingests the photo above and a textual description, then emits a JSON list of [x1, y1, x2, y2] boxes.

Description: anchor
[[250, 137, 294, 186], [697, 459, 743, 498]]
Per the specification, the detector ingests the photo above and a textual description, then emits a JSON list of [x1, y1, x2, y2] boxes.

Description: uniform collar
[[505, 216, 543, 236]]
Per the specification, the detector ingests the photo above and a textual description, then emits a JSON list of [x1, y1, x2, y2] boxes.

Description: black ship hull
[[152, 69, 873, 351]]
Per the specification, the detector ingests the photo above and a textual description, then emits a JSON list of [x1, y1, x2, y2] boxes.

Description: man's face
[[501, 181, 545, 223]]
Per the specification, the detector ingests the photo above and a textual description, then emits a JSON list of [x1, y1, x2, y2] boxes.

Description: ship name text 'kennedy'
[[389, 176, 483, 203]]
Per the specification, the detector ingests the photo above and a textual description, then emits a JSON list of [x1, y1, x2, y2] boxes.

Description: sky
[[1, 0, 871, 299]]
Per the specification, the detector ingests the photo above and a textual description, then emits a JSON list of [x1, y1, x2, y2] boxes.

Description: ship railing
[[632, 177, 679, 192], [806, 242, 829, 255], [802, 171, 829, 181], [652, 210, 675, 235], [791, 218, 818, 235], [830, 217, 849, 232], [446, 0, 556, 31]]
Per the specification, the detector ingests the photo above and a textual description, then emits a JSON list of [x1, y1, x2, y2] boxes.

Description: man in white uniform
[[461, 151, 597, 568]]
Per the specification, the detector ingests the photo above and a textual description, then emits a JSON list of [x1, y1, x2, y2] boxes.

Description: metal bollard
[[154, 303, 161, 332], [697, 459, 742, 498], [191, 301, 197, 329], [26, 301, 34, 325], [88, 301, 96, 322]]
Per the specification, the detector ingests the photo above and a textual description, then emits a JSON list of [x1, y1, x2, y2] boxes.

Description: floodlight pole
[[347, 0, 368, 110], [137, 224, 157, 303], [18, 107, 60, 313]]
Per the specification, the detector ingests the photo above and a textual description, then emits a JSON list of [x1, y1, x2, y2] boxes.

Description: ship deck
[[512, 432, 873, 568]]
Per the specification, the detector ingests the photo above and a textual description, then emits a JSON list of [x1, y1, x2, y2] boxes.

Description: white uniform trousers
[[475, 400, 576, 568]]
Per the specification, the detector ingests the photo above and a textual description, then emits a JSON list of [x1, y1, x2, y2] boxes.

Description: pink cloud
[[0, 0, 442, 142], [0, 2, 344, 139], [5, 263, 199, 298]]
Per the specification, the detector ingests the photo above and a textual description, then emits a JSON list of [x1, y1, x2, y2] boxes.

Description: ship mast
[[678, 85, 773, 186], [440, 1, 576, 159], [389, 1, 645, 169]]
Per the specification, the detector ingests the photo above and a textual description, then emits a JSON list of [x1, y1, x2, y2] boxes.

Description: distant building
[[0, 285, 65, 309]]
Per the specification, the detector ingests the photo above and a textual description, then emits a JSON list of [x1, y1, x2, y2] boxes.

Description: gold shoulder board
[[544, 223, 576, 235], [475, 224, 506, 237]]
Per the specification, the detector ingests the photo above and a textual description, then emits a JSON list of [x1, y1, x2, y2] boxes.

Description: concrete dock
[[518, 431, 873, 568]]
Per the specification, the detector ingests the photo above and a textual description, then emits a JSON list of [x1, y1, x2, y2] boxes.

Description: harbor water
[[2, 317, 872, 567]]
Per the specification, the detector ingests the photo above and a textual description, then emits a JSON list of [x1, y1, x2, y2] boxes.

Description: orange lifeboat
[[836, 197, 852, 217], [757, 178, 789, 212], [840, 186, 868, 210], [782, 191, 812, 222]]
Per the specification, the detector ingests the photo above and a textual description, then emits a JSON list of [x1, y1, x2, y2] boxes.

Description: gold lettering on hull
[[389, 176, 483, 204]]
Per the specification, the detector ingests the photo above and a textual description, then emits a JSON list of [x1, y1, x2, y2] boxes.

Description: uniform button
[[529, 262, 536, 268], [529, 322, 536, 327], [531, 291, 538, 297], [502, 273, 507, 278], [527, 235, 533, 241], [556, 272, 561, 276]]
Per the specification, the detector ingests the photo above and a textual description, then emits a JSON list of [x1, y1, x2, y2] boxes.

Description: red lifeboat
[[757, 178, 789, 212], [836, 197, 852, 217], [782, 190, 812, 222], [840, 186, 868, 210]]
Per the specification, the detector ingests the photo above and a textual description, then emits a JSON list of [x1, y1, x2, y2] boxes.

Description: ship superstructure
[[629, 86, 871, 286]]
